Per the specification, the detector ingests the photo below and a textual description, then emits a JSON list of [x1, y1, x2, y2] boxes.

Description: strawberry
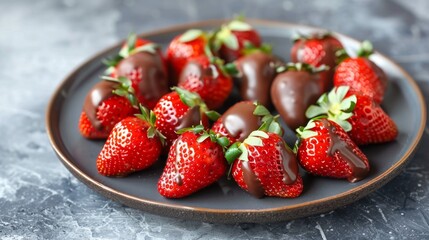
[[104, 34, 169, 109], [178, 54, 233, 109], [158, 126, 229, 198], [227, 48, 280, 107], [296, 118, 370, 182], [225, 131, 303, 198], [212, 18, 262, 63], [211, 101, 282, 145], [334, 41, 387, 104], [96, 105, 165, 176], [270, 63, 328, 131], [306, 86, 398, 145], [78, 76, 138, 139], [153, 87, 219, 147], [291, 32, 344, 92], [166, 29, 208, 85]]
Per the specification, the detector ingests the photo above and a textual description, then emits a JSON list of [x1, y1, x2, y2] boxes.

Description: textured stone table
[[1, 0, 429, 239]]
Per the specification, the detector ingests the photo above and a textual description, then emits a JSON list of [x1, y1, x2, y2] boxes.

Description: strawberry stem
[[135, 104, 167, 145]]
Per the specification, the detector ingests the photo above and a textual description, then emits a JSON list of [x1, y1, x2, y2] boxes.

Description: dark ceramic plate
[[46, 19, 426, 223]]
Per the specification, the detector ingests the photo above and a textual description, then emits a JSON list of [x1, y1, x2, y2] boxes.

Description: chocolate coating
[[116, 52, 169, 106], [174, 106, 202, 131], [277, 141, 299, 184], [271, 71, 322, 131], [241, 161, 265, 198], [322, 119, 369, 182], [82, 80, 117, 130], [178, 60, 214, 84], [221, 102, 260, 142], [235, 52, 279, 106]]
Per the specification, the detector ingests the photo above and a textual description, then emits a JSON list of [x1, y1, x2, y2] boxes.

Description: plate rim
[[45, 18, 427, 222]]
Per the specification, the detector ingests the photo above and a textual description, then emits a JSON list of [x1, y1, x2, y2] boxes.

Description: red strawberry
[[78, 77, 138, 139], [178, 54, 233, 109], [96, 105, 164, 176], [105, 34, 170, 109], [291, 33, 343, 91], [153, 87, 218, 147], [226, 130, 303, 198], [296, 118, 370, 182], [270, 63, 328, 131], [212, 19, 262, 63], [166, 29, 208, 85], [211, 101, 282, 145], [334, 41, 387, 103], [306, 86, 398, 145], [158, 126, 229, 198]]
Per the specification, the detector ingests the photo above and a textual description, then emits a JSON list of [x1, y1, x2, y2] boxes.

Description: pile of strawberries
[[78, 18, 398, 199]]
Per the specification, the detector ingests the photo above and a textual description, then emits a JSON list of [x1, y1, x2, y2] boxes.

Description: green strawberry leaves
[[253, 103, 283, 136], [102, 33, 159, 69], [179, 29, 204, 43], [177, 125, 230, 149], [135, 104, 166, 145], [357, 40, 374, 58], [296, 120, 318, 139], [102, 76, 138, 107], [305, 86, 357, 132], [173, 87, 220, 122]]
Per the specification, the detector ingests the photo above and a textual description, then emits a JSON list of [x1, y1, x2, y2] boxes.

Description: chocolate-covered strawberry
[[153, 87, 219, 147], [105, 34, 169, 109], [79, 76, 138, 139], [212, 18, 262, 63], [270, 63, 328, 131], [231, 50, 282, 107], [306, 86, 398, 145], [291, 32, 344, 92], [334, 41, 387, 103], [225, 130, 303, 198], [178, 54, 233, 109], [296, 119, 370, 182], [166, 29, 208, 85], [211, 101, 282, 145]]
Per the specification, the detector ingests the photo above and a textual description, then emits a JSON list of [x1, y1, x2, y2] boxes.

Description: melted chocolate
[[221, 102, 260, 142], [271, 71, 322, 131], [174, 106, 202, 131], [178, 60, 215, 85], [321, 119, 369, 182], [116, 52, 169, 104], [241, 161, 265, 198], [235, 52, 279, 106], [277, 142, 299, 184], [82, 80, 118, 130], [174, 141, 183, 186]]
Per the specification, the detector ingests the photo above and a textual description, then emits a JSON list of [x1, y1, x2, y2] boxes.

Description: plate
[[46, 19, 426, 223]]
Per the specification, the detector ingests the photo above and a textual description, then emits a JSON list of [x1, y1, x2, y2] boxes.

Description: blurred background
[[1, 0, 429, 239]]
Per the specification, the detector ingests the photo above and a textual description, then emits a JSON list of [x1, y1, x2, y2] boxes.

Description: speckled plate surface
[[46, 19, 426, 223]]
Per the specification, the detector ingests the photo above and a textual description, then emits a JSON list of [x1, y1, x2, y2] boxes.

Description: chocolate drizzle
[[82, 80, 118, 130], [174, 106, 202, 131], [235, 52, 279, 106], [277, 142, 299, 184], [241, 161, 265, 198], [116, 52, 169, 104], [221, 102, 260, 142], [173, 141, 183, 186], [270, 71, 322, 131], [321, 119, 369, 182]]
